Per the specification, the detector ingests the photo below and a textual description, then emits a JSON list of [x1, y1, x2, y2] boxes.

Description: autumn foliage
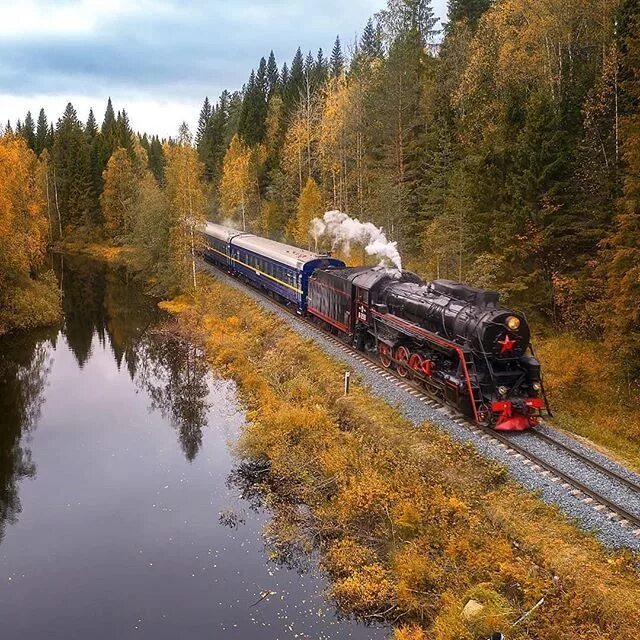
[[167, 275, 640, 639], [0, 134, 59, 334]]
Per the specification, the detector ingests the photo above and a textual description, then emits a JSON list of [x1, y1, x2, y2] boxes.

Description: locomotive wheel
[[476, 403, 492, 427], [379, 343, 393, 368], [408, 353, 423, 379], [395, 346, 410, 377]]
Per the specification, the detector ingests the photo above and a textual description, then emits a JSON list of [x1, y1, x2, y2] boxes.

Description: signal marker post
[[344, 371, 351, 396]]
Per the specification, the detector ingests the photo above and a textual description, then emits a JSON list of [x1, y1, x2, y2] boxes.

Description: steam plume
[[310, 210, 402, 270]]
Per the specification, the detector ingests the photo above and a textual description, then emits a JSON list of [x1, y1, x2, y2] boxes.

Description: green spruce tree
[[35, 108, 50, 155], [330, 36, 344, 77], [22, 111, 36, 150]]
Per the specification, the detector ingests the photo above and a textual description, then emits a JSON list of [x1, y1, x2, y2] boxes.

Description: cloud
[[0, 0, 447, 136]]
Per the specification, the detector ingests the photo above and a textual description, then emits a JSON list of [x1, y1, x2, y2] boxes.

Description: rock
[[462, 599, 484, 622]]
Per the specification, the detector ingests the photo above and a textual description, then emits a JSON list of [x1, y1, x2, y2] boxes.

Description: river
[[0, 254, 386, 640]]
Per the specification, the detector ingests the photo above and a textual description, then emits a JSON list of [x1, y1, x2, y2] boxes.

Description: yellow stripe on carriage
[[205, 246, 303, 294]]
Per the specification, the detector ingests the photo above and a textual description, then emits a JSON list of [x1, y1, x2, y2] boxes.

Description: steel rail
[[200, 260, 640, 535]]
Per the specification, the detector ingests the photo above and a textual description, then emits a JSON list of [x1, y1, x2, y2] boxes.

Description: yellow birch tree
[[288, 176, 323, 249], [100, 148, 139, 238], [219, 134, 255, 230], [164, 125, 206, 292]]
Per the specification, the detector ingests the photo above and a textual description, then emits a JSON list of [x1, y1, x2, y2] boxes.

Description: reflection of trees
[[136, 336, 210, 461], [56, 253, 158, 377], [56, 253, 107, 368], [0, 328, 55, 542], [58, 253, 209, 461], [103, 267, 158, 378], [226, 459, 312, 574]]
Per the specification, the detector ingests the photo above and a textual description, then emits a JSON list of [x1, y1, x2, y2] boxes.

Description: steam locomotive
[[202, 222, 550, 431]]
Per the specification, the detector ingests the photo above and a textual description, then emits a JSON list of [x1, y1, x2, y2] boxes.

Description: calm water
[[0, 255, 385, 640]]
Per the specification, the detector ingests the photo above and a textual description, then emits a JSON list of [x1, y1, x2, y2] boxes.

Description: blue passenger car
[[202, 222, 344, 311]]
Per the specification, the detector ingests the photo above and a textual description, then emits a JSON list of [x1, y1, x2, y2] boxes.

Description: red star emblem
[[497, 334, 517, 354]]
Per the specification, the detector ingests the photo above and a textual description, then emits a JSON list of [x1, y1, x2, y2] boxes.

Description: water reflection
[[227, 459, 314, 575], [0, 254, 209, 540], [136, 336, 211, 461], [56, 253, 211, 460], [0, 327, 55, 542], [55, 253, 156, 375]]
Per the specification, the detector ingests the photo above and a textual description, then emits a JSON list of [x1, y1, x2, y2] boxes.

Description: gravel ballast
[[201, 262, 640, 551]]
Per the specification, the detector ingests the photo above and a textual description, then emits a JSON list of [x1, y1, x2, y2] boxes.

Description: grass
[[164, 273, 640, 640]]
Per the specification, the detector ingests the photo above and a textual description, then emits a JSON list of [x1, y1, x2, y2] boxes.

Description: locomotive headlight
[[506, 316, 521, 331], [532, 382, 542, 392], [498, 385, 508, 397]]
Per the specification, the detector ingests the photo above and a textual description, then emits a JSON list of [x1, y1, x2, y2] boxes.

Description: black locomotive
[[307, 266, 550, 430]]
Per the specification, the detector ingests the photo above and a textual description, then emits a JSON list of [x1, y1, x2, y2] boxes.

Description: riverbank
[[164, 274, 640, 640], [52, 237, 140, 268]]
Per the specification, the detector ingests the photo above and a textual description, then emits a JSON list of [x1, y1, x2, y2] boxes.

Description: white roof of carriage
[[204, 221, 329, 270]]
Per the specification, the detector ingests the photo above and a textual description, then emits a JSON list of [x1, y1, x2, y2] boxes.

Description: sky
[[0, 0, 448, 138]]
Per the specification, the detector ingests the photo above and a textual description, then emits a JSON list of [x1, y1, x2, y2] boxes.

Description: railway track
[[530, 429, 640, 495], [201, 260, 640, 536]]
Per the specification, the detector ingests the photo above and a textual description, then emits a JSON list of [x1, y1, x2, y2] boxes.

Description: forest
[[0, 0, 639, 384]]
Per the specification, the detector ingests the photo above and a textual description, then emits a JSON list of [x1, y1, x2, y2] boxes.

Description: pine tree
[[85, 109, 98, 140], [35, 108, 50, 155], [256, 57, 268, 97], [266, 51, 279, 98], [330, 36, 344, 78], [85, 108, 102, 222], [148, 135, 166, 184], [361, 18, 384, 58], [314, 48, 329, 87], [100, 97, 119, 172], [224, 91, 243, 145], [102, 98, 116, 137], [377, 0, 438, 45], [195, 97, 213, 148], [446, 0, 491, 29], [196, 97, 226, 184], [52, 102, 93, 229], [238, 67, 267, 145], [116, 109, 134, 152], [22, 111, 36, 151], [281, 62, 290, 90], [285, 48, 305, 112], [4, 120, 12, 135]]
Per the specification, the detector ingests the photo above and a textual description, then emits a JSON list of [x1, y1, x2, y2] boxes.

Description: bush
[[0, 271, 60, 335]]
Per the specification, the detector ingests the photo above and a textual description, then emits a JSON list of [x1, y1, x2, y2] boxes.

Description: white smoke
[[310, 210, 403, 270]]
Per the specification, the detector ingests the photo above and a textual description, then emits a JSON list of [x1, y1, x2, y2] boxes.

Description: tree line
[[1, 0, 639, 384], [208, 0, 640, 383]]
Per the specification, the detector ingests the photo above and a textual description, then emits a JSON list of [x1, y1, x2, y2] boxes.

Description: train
[[202, 221, 551, 431]]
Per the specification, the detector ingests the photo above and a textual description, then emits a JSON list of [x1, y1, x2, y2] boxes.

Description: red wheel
[[408, 353, 423, 378], [379, 343, 392, 368], [395, 346, 410, 377]]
